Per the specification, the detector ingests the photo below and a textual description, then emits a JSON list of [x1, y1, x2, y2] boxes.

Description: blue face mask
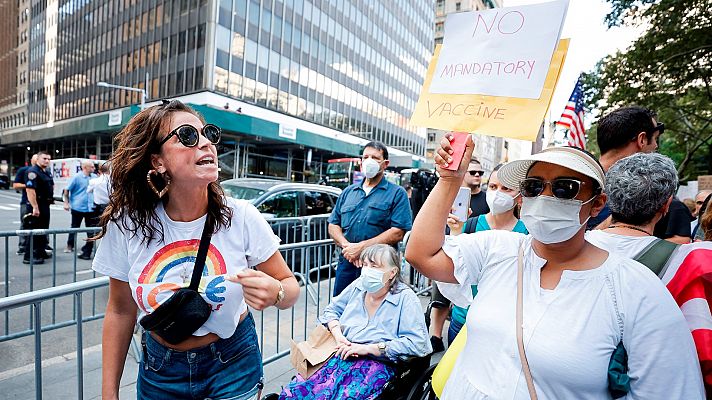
[[361, 266, 387, 293]]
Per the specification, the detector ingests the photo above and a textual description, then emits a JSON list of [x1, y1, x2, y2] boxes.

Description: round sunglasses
[[159, 124, 221, 147], [520, 177, 585, 200]]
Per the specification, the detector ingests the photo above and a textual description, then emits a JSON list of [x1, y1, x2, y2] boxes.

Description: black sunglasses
[[468, 170, 485, 177], [647, 122, 665, 135], [159, 124, 221, 147], [520, 178, 586, 200]]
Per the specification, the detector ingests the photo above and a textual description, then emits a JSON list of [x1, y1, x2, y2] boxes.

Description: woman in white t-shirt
[[406, 136, 704, 399], [92, 100, 299, 400]]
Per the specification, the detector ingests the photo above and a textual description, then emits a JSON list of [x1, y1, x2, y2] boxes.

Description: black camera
[[409, 169, 438, 218]]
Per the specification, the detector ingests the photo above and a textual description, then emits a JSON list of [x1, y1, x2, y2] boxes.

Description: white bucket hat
[[498, 147, 605, 192]]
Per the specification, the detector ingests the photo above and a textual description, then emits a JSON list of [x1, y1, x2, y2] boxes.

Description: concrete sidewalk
[[0, 279, 439, 399]]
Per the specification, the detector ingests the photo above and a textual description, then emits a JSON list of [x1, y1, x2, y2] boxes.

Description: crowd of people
[[13, 100, 711, 399], [13, 152, 112, 263]]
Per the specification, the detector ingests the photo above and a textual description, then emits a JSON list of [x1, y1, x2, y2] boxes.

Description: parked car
[[220, 178, 341, 220], [221, 178, 342, 276]]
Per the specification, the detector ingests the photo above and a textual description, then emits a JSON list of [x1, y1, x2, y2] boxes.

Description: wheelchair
[[262, 353, 434, 400]]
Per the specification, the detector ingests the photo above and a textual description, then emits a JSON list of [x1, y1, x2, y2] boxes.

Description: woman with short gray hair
[[586, 152, 712, 394], [279, 244, 431, 399]]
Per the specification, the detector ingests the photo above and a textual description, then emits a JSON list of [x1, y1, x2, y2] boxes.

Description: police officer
[[12, 154, 37, 254], [23, 151, 54, 264]]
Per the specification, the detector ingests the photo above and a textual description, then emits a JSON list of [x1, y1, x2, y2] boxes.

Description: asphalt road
[[0, 189, 107, 375]]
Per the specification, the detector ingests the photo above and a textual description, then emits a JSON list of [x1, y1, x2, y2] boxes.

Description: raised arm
[[405, 133, 475, 283]]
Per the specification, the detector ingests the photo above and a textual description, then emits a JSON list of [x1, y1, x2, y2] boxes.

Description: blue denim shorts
[[138, 312, 263, 400]]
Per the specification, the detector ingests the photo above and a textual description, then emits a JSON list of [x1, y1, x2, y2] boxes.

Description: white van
[[48, 158, 106, 200]]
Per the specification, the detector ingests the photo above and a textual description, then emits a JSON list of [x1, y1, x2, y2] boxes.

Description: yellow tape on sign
[[411, 39, 569, 142]]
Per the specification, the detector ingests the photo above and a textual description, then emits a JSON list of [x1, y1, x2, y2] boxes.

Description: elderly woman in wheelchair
[[278, 244, 432, 400]]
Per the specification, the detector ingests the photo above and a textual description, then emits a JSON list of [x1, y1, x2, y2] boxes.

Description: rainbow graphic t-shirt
[[92, 198, 280, 339]]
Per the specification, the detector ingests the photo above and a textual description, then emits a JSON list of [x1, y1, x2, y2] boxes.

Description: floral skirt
[[279, 355, 395, 400]]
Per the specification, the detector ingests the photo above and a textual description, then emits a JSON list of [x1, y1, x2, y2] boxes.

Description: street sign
[[108, 110, 122, 126]]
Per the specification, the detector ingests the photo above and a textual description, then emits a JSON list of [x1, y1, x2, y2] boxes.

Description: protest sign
[[430, 0, 568, 99], [410, 39, 569, 142]]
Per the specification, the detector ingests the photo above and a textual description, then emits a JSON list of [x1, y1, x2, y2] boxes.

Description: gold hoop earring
[[147, 169, 171, 198]]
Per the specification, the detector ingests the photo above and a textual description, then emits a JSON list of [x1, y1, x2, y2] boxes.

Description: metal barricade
[[0, 236, 339, 400], [0, 227, 103, 342], [0, 221, 433, 400]]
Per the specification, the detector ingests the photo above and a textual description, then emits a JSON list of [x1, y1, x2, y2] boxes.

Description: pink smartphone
[[443, 131, 469, 171]]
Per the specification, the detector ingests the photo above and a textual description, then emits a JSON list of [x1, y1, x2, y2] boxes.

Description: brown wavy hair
[[93, 100, 232, 245], [701, 194, 712, 241]]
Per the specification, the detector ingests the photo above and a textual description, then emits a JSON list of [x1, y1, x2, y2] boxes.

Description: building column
[[286, 149, 292, 181]]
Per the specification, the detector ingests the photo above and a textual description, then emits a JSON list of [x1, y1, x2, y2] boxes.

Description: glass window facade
[[213, 0, 433, 155], [28, 0, 209, 125], [25, 0, 433, 157]]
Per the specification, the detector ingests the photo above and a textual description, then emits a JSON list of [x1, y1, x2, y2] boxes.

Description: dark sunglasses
[[159, 124, 221, 147], [468, 170, 485, 177], [520, 178, 585, 200], [646, 122, 665, 135]]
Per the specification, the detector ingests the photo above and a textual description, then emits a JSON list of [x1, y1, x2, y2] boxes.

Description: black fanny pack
[[140, 217, 213, 345]]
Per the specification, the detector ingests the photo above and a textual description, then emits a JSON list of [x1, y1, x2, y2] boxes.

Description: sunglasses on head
[[468, 170, 484, 177], [520, 177, 586, 200], [159, 124, 221, 147], [646, 122, 665, 135]]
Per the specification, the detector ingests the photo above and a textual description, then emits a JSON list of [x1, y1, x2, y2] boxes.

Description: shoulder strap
[[633, 238, 679, 278], [188, 217, 214, 291], [516, 242, 538, 400]]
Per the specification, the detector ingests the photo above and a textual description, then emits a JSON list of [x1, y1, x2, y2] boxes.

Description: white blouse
[[437, 230, 704, 400]]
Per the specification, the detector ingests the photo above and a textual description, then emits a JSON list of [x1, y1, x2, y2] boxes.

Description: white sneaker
[[63, 247, 74, 253]]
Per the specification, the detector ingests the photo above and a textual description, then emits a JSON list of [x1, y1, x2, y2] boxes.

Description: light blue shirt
[[319, 280, 432, 361], [65, 173, 96, 212]]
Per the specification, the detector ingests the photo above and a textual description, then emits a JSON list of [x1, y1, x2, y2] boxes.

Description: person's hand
[[339, 343, 378, 359], [334, 341, 352, 359], [447, 212, 464, 235], [32, 208, 40, 217], [435, 132, 475, 181], [342, 241, 365, 266], [226, 269, 281, 311], [63, 202, 70, 211]]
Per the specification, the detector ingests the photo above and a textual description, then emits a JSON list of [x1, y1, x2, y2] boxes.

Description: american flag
[[661, 243, 712, 393], [557, 77, 586, 149]]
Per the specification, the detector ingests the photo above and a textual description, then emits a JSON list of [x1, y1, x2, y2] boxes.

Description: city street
[[0, 189, 107, 379]]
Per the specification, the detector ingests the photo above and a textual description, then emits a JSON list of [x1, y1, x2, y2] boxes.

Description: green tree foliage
[[586, 0, 712, 180]]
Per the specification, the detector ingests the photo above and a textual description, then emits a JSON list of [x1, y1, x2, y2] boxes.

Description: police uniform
[[23, 165, 54, 261]]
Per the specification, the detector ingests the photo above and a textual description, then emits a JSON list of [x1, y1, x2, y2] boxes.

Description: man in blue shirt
[[63, 160, 97, 260], [13, 154, 36, 254], [328, 141, 413, 296]]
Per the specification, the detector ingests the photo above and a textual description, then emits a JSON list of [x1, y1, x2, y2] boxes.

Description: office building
[[0, 0, 433, 180]]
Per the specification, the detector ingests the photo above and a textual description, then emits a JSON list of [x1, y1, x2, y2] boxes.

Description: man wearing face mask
[[328, 141, 413, 296], [406, 137, 704, 399]]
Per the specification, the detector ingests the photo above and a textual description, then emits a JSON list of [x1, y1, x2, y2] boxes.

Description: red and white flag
[[662, 242, 712, 392], [557, 76, 586, 149]]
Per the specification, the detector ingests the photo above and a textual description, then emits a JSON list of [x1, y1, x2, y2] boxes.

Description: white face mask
[[520, 195, 594, 244], [362, 158, 381, 179], [486, 189, 516, 215], [361, 266, 388, 293]]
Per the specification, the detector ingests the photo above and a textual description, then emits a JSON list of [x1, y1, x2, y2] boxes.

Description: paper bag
[[290, 324, 338, 378]]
